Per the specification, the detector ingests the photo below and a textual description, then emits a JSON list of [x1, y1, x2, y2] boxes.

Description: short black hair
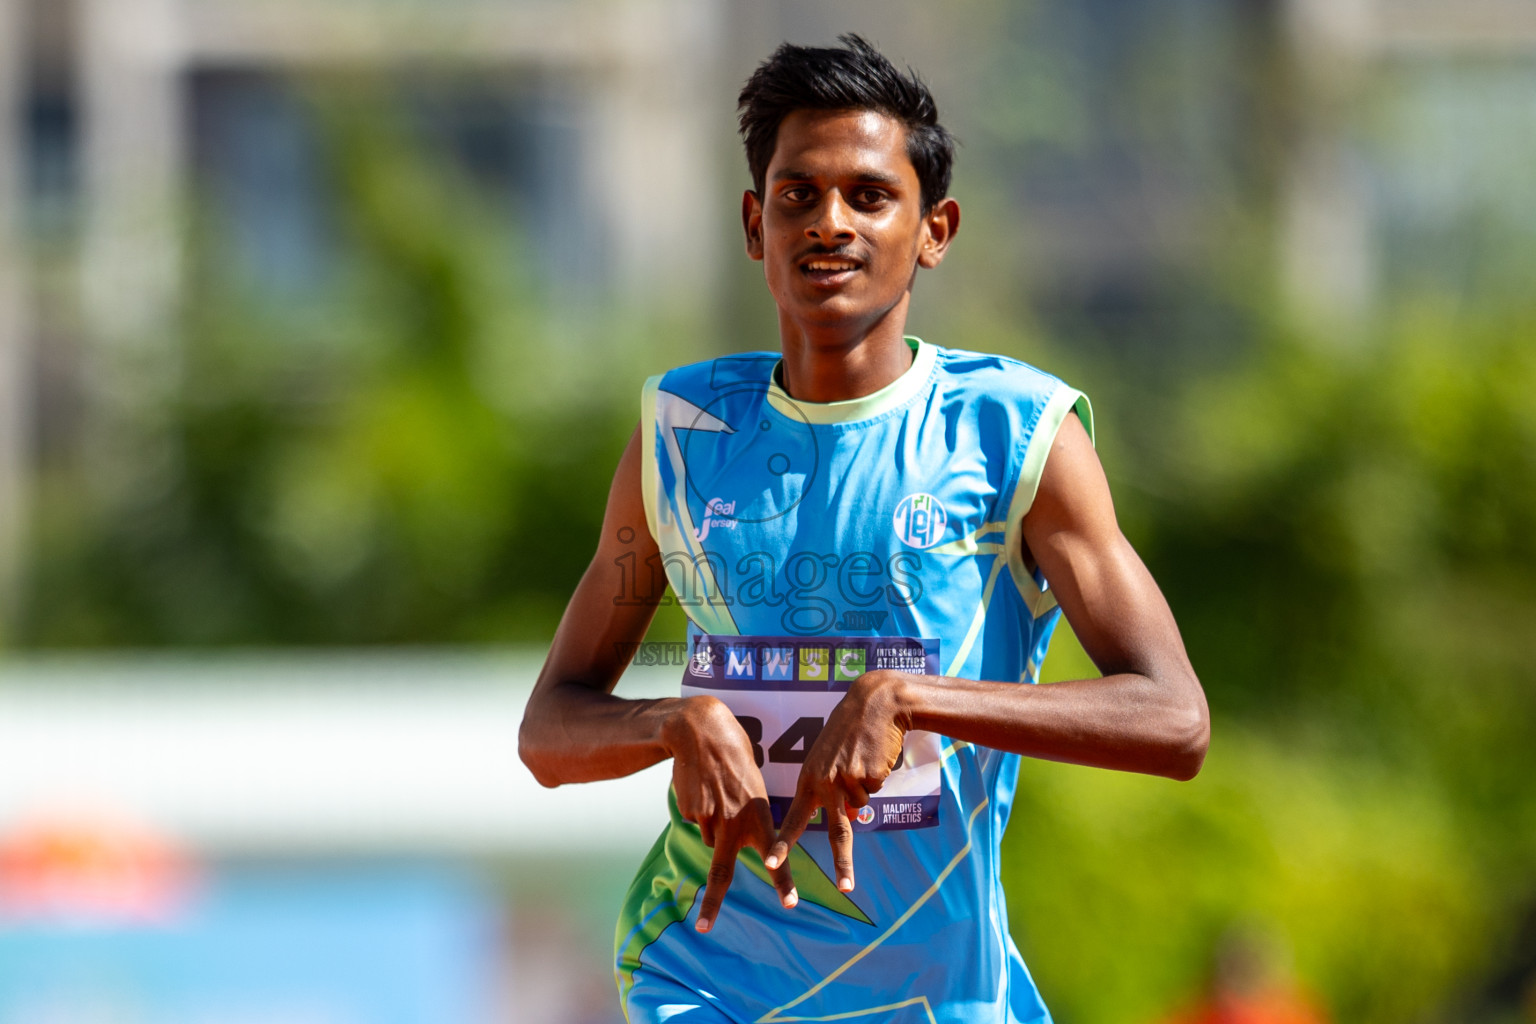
[[737, 34, 955, 213]]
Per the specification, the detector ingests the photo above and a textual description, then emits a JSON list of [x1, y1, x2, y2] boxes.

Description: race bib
[[681, 634, 942, 831]]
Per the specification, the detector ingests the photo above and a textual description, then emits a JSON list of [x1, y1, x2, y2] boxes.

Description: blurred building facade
[[1, 0, 29, 633], [1281, 0, 1536, 329]]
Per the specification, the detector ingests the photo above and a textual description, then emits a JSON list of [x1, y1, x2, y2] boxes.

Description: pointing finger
[[754, 800, 798, 909], [767, 791, 817, 871], [828, 804, 856, 893], [696, 840, 737, 934]]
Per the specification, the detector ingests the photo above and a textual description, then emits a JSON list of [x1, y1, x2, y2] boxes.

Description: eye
[[853, 188, 889, 207], [782, 186, 814, 203]]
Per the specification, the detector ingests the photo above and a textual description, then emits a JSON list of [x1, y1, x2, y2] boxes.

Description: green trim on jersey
[[639, 374, 662, 544], [1003, 388, 1094, 619], [765, 337, 935, 425], [615, 791, 874, 1007]]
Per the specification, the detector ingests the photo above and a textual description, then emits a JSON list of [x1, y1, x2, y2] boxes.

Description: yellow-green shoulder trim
[[639, 375, 662, 545], [1002, 388, 1093, 617]]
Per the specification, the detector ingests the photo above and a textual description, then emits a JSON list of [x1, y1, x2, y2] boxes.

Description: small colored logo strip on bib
[[681, 634, 943, 831]]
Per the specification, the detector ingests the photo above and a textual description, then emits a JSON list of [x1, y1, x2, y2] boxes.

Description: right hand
[[664, 696, 798, 933]]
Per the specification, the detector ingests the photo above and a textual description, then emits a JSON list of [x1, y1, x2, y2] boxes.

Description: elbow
[[1166, 718, 1209, 781], [1163, 677, 1210, 781], [517, 716, 564, 790]]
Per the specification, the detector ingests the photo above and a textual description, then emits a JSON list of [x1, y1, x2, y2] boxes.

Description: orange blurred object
[[1161, 988, 1329, 1024], [0, 816, 198, 925], [1159, 926, 1330, 1024]]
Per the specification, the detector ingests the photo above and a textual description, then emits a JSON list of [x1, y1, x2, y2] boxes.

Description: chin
[[792, 302, 874, 330], [792, 284, 873, 312]]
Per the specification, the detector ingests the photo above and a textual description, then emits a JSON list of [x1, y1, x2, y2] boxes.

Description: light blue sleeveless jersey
[[617, 338, 1092, 1024]]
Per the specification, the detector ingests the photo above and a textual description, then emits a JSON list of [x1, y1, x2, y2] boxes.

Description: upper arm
[[529, 423, 669, 701], [1020, 413, 1196, 687]]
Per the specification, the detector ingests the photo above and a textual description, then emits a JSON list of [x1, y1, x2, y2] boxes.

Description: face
[[743, 109, 958, 337]]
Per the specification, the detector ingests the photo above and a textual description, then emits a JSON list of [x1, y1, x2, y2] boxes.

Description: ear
[[917, 197, 961, 269], [742, 190, 765, 261]]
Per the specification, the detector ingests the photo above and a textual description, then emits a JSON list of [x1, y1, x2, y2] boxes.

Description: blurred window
[[1370, 59, 1536, 299], [188, 69, 605, 304], [24, 86, 77, 241], [1001, 0, 1256, 353]]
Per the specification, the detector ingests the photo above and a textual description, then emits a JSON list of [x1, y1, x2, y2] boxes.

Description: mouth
[[798, 254, 864, 287]]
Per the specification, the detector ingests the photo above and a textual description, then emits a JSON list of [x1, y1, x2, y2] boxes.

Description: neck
[[776, 297, 915, 403]]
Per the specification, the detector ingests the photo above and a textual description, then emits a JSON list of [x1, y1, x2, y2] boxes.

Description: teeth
[[807, 261, 857, 271]]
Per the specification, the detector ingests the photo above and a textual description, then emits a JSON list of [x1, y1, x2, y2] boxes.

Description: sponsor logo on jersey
[[694, 498, 739, 542], [893, 492, 948, 549]]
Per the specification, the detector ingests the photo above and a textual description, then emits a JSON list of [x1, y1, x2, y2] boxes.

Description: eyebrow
[[770, 168, 906, 188]]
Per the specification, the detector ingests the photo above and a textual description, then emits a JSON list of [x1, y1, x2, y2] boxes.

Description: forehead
[[767, 109, 916, 184]]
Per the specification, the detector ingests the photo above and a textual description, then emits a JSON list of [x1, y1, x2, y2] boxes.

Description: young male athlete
[[520, 35, 1209, 1024]]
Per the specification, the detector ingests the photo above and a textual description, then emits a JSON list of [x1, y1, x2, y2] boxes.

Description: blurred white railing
[[0, 647, 678, 857]]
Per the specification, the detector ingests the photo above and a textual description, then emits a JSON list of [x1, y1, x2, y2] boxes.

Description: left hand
[[766, 670, 911, 893]]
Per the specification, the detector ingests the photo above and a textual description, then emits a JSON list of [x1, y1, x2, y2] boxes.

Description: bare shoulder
[[1024, 411, 1119, 550]]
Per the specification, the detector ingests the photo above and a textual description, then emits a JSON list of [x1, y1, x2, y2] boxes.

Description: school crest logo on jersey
[[893, 492, 948, 549]]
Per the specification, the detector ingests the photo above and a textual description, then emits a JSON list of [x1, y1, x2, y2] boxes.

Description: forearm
[[519, 682, 706, 788], [886, 667, 1209, 781]]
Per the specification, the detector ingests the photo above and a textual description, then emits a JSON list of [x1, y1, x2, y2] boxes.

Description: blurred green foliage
[[1017, 298, 1536, 1024], [21, 87, 679, 646]]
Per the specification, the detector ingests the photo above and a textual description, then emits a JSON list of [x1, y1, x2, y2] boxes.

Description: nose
[[805, 190, 856, 246]]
